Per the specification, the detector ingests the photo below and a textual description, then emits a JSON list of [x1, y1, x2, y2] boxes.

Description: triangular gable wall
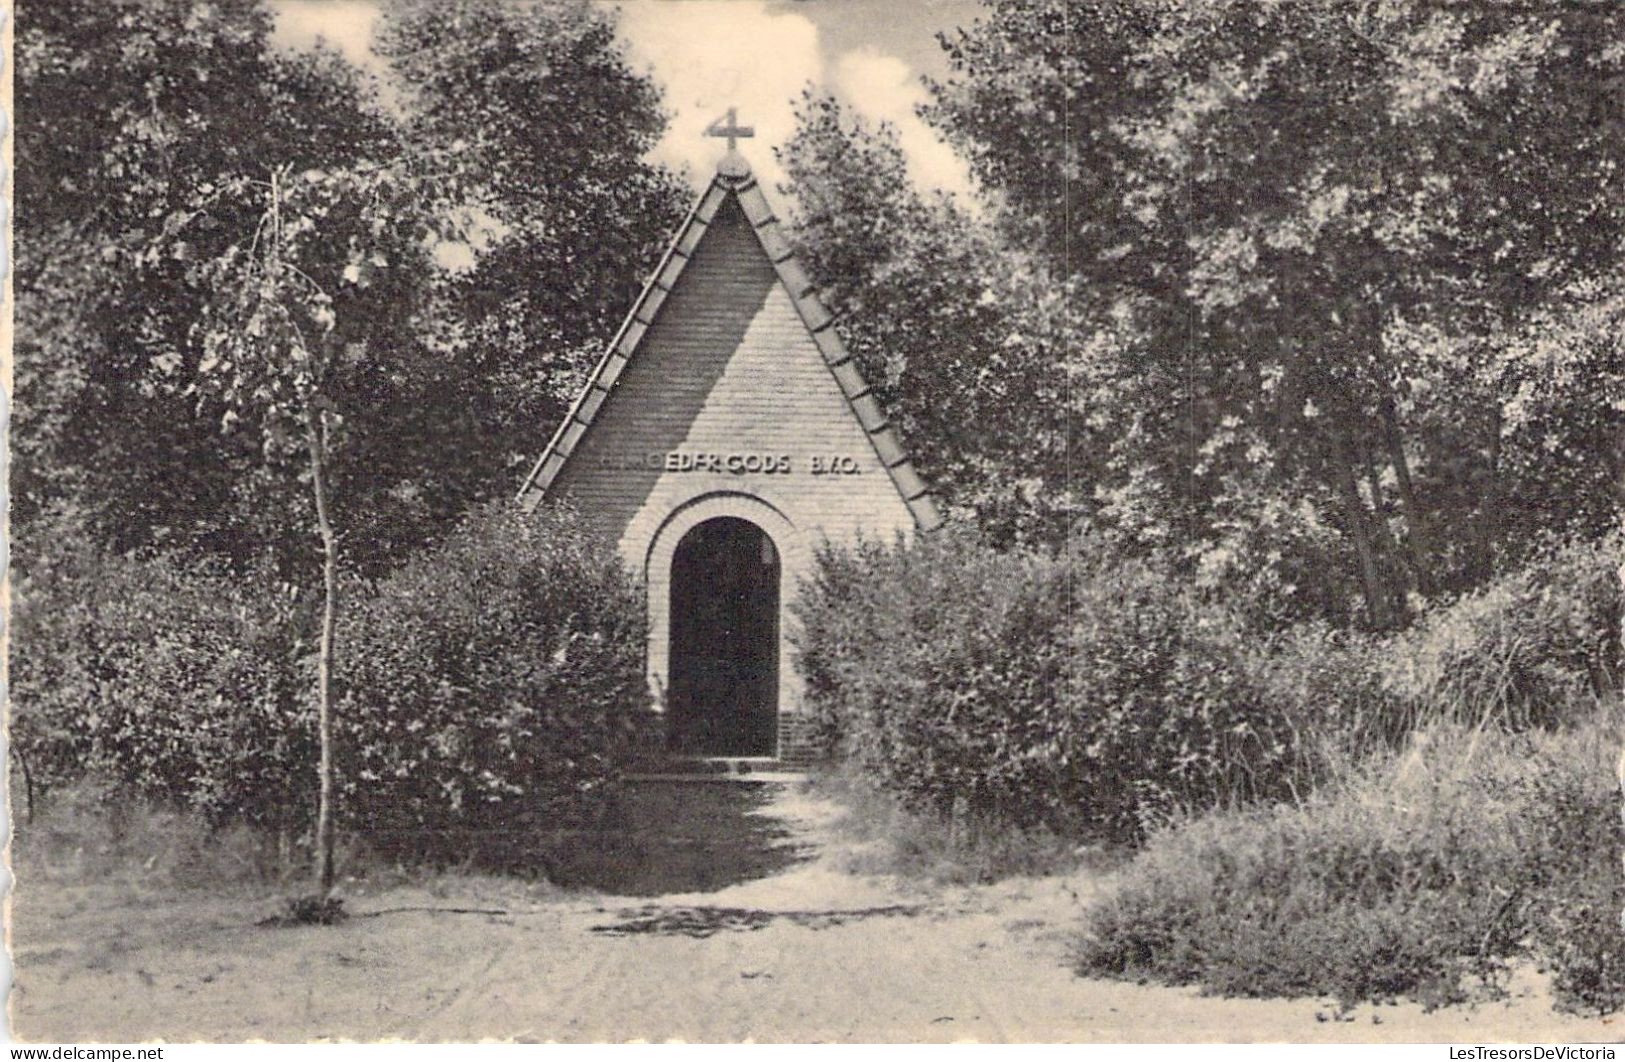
[[516, 160, 942, 531]]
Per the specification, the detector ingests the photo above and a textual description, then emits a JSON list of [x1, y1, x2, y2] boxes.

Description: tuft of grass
[[1379, 532, 1620, 734], [12, 784, 300, 892], [813, 765, 1112, 885], [13, 784, 456, 900], [264, 894, 348, 926], [1075, 703, 1625, 1014]]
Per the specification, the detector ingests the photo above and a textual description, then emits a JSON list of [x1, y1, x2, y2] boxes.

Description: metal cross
[[704, 107, 755, 152]]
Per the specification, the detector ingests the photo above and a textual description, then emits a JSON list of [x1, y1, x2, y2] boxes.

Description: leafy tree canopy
[[789, 0, 1625, 626], [17, 0, 685, 575]]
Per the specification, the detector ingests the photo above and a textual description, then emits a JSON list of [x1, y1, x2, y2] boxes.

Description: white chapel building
[[517, 142, 941, 765]]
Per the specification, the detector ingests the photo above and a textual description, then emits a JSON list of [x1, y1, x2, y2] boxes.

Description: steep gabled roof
[[515, 152, 943, 532]]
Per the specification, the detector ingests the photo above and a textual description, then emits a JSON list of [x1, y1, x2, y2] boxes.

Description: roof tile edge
[[516, 159, 946, 533]]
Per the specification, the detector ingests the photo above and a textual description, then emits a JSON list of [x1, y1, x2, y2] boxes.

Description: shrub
[[10, 526, 104, 810], [811, 762, 1087, 884], [1076, 707, 1625, 1013], [1245, 621, 1414, 779], [11, 527, 313, 830], [1540, 870, 1625, 1017], [793, 530, 1303, 843], [1243, 531, 1621, 776], [12, 503, 649, 856], [1519, 716, 1625, 1016], [1382, 532, 1621, 731], [336, 503, 648, 839]]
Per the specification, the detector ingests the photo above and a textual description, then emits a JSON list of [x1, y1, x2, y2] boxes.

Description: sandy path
[[9, 783, 1617, 1043]]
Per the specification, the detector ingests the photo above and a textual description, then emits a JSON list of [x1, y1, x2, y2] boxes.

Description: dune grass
[[1074, 702, 1625, 1015], [809, 764, 1112, 885]]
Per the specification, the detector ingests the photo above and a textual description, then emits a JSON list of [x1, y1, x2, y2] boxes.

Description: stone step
[[625, 756, 807, 784]]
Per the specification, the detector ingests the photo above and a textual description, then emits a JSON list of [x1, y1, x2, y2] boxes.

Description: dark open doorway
[[668, 516, 780, 756]]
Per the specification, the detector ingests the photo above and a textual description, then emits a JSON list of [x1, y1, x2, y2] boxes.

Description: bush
[[1520, 717, 1625, 1016], [811, 763, 1087, 885], [10, 526, 103, 809], [12, 504, 649, 854], [1245, 621, 1414, 779], [1076, 708, 1625, 1013], [1243, 531, 1621, 776], [11, 526, 313, 830], [793, 530, 1304, 843], [1074, 535, 1625, 1013], [1382, 532, 1621, 731], [336, 503, 648, 838]]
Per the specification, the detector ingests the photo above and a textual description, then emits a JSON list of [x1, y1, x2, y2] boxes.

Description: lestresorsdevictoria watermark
[[1450, 1049, 1617, 1060]]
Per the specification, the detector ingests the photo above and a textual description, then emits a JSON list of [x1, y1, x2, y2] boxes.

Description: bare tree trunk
[[14, 745, 35, 823], [305, 406, 338, 898], [1362, 437, 1411, 622], [1362, 436, 1397, 555], [278, 825, 293, 883], [1333, 444, 1392, 629], [1360, 296, 1432, 591], [1378, 395, 1433, 593], [1477, 407, 1503, 582]]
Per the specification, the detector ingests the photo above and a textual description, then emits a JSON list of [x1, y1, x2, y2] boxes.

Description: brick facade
[[522, 160, 936, 764]]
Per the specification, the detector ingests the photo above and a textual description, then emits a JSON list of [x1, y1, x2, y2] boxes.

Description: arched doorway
[[667, 516, 780, 756]]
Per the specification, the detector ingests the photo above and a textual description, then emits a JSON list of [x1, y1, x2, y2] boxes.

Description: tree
[[16, 1, 397, 566], [16, 0, 688, 884], [375, 0, 686, 493], [17, 0, 687, 575], [923, 0, 1625, 624], [780, 93, 1090, 547], [175, 161, 447, 897]]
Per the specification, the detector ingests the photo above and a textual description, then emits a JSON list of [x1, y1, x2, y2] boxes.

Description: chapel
[[518, 130, 940, 767]]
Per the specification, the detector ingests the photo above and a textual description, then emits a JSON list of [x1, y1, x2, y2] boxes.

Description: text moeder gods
[[595, 451, 863, 475]]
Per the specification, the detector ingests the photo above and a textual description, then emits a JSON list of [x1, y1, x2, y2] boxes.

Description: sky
[[270, 0, 985, 198]]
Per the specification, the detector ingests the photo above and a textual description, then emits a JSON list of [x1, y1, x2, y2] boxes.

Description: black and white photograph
[[7, 0, 1625, 1045]]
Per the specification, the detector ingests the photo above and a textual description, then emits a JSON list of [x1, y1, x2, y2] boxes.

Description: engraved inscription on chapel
[[595, 451, 864, 475]]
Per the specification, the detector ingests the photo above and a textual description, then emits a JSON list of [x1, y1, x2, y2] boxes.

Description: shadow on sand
[[546, 780, 813, 896], [589, 903, 924, 938], [362, 780, 812, 897]]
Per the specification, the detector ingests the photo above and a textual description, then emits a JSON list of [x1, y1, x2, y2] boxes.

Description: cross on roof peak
[[705, 107, 755, 153]]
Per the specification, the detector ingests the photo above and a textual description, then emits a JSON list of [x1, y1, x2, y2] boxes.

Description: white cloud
[[613, 2, 973, 200], [266, 0, 975, 202], [612, 0, 822, 193], [832, 48, 976, 200], [269, 1, 384, 74]]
